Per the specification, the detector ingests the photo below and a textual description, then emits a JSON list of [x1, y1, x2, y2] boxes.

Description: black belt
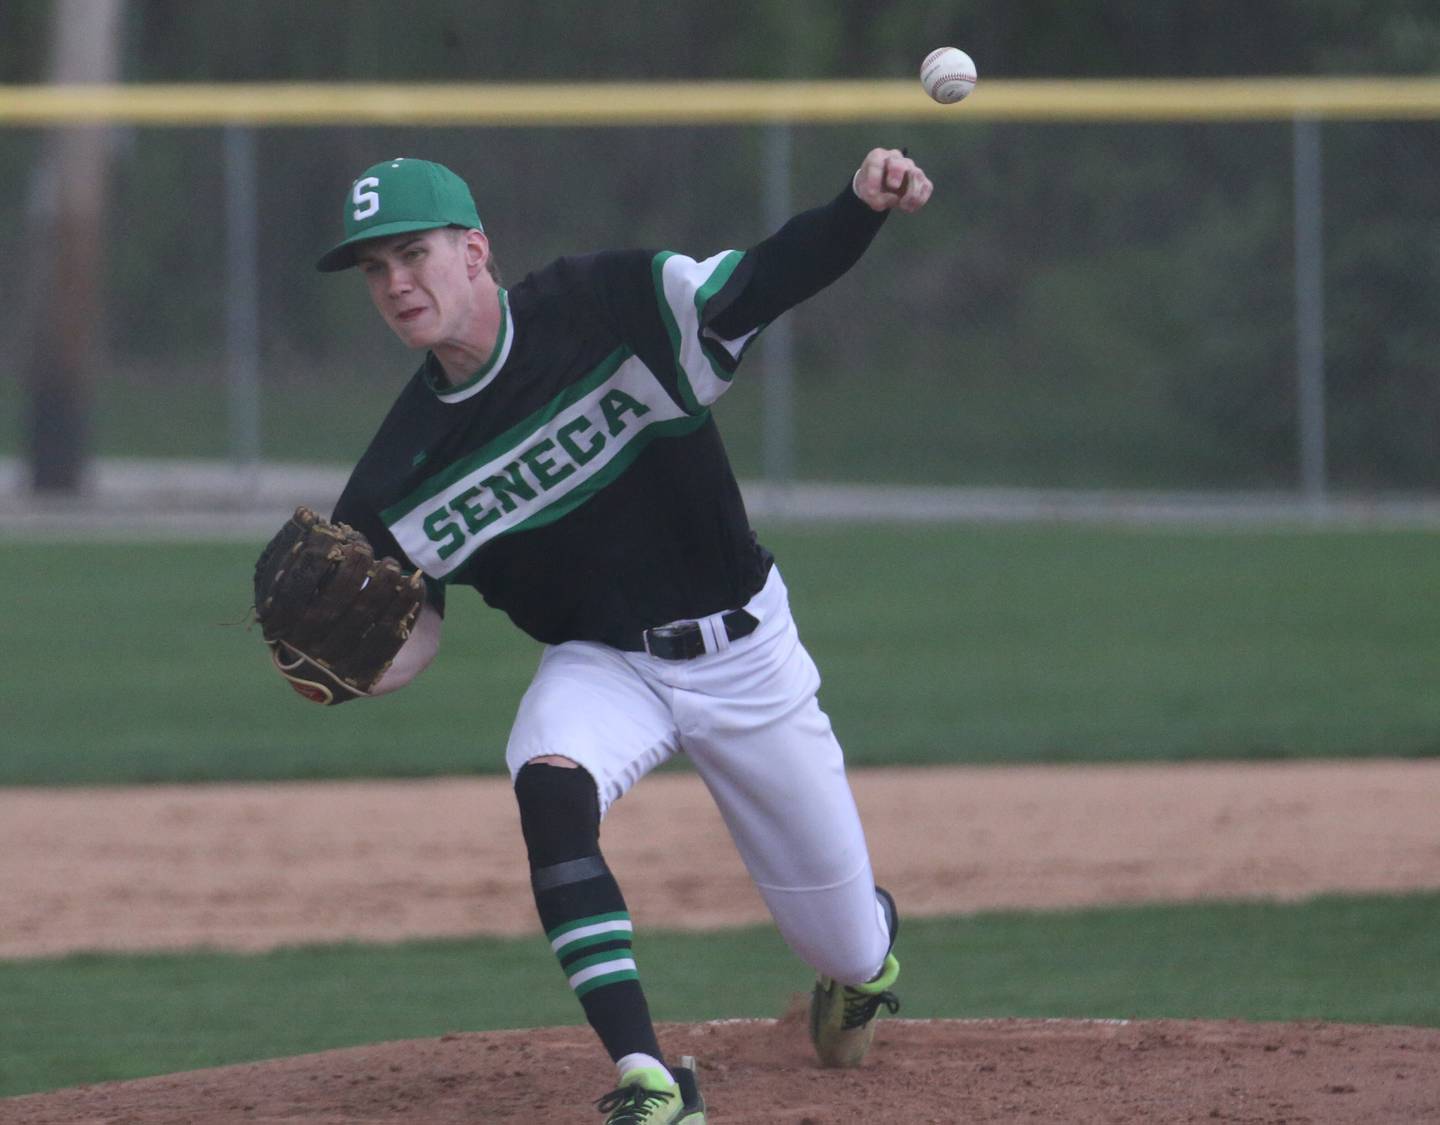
[[641, 609, 759, 661]]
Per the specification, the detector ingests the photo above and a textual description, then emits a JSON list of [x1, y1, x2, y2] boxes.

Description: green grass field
[[0, 361, 1286, 490], [5, 521, 1438, 1102], [3, 893, 1435, 1099], [3, 523, 1439, 785]]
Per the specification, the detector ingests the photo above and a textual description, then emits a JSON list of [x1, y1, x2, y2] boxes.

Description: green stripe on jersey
[[503, 411, 708, 537], [652, 252, 699, 414], [652, 249, 746, 414], [385, 347, 632, 520], [381, 352, 707, 578], [425, 288, 513, 402]]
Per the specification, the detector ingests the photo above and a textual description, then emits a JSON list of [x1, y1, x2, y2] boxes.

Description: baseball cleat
[[809, 887, 902, 1068], [596, 1055, 706, 1124], [672, 1057, 706, 1124]]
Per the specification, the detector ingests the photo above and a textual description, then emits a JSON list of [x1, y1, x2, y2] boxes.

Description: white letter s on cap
[[352, 177, 381, 221]]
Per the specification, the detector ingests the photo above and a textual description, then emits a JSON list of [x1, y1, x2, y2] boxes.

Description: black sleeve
[[332, 479, 447, 617], [706, 179, 888, 338]]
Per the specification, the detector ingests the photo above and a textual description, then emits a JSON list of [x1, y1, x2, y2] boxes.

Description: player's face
[[355, 229, 481, 350]]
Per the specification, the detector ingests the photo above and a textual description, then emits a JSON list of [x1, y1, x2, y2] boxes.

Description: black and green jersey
[[332, 181, 888, 649]]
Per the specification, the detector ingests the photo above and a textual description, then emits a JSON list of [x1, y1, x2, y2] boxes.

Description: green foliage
[[1320, 121, 1440, 486], [2, 523, 1439, 786], [1, 892, 1434, 1098], [7, 4, 1440, 486], [10, 1, 1440, 84]]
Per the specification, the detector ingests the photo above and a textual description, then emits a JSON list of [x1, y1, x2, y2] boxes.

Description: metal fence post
[[223, 124, 262, 500], [1293, 116, 1327, 508], [760, 122, 795, 484]]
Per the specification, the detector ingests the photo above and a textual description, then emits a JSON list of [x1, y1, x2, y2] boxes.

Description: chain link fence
[[4, 85, 1439, 500]]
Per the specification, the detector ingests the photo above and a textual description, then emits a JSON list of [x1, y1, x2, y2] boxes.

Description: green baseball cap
[[316, 157, 483, 272]]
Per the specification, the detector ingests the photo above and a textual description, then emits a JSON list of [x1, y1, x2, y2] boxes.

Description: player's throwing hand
[[852, 147, 933, 214]]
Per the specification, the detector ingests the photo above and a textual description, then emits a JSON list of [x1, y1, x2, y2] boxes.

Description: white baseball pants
[[505, 565, 892, 986]]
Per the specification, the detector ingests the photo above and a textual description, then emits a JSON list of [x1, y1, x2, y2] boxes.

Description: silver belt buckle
[[643, 621, 692, 657]]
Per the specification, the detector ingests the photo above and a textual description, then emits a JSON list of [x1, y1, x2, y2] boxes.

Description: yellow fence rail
[[4, 77, 1440, 126]]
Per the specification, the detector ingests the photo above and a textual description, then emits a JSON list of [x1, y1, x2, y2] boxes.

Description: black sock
[[533, 857, 662, 1064], [516, 763, 662, 1065]]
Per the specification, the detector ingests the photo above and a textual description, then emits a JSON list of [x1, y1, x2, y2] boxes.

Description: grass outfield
[[5, 523, 1440, 785], [1, 892, 1435, 1098]]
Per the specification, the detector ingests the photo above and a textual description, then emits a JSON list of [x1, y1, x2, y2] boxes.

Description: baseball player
[[305, 147, 932, 1123]]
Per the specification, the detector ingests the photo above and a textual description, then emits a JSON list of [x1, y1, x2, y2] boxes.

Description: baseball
[[921, 47, 977, 104]]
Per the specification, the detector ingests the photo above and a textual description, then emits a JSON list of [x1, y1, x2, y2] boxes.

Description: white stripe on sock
[[568, 957, 638, 990], [550, 918, 633, 954]]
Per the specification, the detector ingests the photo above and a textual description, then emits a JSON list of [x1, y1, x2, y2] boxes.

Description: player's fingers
[[854, 148, 919, 211], [883, 157, 911, 195], [898, 169, 933, 212], [856, 150, 890, 199]]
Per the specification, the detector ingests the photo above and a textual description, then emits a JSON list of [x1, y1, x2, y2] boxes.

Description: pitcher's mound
[[5, 1016, 1438, 1124]]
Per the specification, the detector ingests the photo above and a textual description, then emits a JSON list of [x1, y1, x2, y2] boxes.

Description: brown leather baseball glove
[[252, 506, 426, 705]]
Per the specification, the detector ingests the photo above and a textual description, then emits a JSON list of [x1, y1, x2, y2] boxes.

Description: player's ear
[[464, 230, 490, 280]]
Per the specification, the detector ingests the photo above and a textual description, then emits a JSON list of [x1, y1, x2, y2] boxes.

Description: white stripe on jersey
[[431, 287, 517, 404], [386, 354, 691, 577], [657, 250, 751, 410]]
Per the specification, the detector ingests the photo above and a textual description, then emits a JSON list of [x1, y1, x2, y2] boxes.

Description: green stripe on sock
[[574, 969, 641, 998], [560, 929, 634, 958], [565, 948, 635, 975], [546, 910, 630, 943]]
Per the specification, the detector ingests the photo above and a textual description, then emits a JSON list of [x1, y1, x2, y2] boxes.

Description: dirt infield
[[6, 1018, 1439, 1123], [3, 760, 1439, 1122], [4, 760, 1439, 959]]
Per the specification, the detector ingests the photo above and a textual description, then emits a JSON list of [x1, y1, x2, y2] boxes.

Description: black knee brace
[[513, 761, 602, 869]]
